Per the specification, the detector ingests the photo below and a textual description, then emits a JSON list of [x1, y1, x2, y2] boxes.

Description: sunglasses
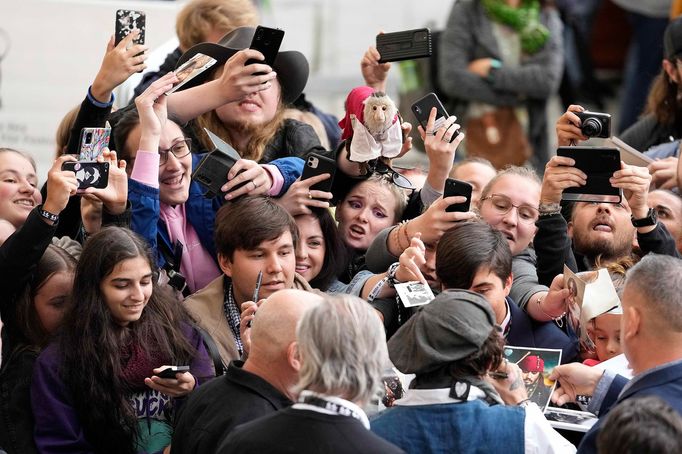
[[367, 159, 415, 191]]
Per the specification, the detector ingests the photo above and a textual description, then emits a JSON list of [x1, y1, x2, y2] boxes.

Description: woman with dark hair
[[294, 208, 346, 292], [0, 244, 77, 454], [31, 227, 213, 454]]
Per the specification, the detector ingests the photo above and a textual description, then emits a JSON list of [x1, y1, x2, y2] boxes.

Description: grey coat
[[438, 0, 564, 170]]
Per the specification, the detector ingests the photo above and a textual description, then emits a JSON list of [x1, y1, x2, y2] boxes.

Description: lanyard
[[293, 391, 370, 429]]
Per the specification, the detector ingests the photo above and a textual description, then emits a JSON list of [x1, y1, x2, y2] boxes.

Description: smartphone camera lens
[[85, 132, 93, 143], [415, 31, 428, 42], [414, 106, 422, 114]]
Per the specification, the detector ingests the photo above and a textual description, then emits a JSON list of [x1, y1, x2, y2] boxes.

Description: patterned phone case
[[79, 127, 111, 161], [115, 9, 146, 46]]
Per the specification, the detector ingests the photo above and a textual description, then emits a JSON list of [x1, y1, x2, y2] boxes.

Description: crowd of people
[[1, 0, 682, 453]]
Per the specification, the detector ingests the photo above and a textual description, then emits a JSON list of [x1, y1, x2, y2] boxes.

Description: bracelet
[[401, 221, 411, 248], [386, 262, 401, 286], [538, 202, 561, 217], [390, 226, 402, 256], [536, 294, 566, 321], [38, 207, 59, 224], [367, 276, 390, 303]]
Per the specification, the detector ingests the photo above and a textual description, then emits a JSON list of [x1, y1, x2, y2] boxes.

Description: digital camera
[[576, 111, 611, 139]]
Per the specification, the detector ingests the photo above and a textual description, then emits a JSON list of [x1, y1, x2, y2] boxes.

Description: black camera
[[576, 111, 611, 139]]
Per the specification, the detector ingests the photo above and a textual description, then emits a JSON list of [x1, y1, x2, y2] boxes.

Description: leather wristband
[[631, 207, 657, 228]]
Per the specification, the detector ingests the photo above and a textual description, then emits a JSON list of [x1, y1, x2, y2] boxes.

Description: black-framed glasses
[[368, 159, 415, 191], [481, 193, 539, 224], [159, 138, 192, 165]]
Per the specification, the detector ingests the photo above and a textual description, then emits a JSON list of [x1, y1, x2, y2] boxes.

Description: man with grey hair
[[549, 254, 682, 454], [171, 289, 322, 454], [216, 294, 404, 453]]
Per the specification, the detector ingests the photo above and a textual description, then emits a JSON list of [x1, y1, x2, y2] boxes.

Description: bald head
[[249, 289, 323, 363]]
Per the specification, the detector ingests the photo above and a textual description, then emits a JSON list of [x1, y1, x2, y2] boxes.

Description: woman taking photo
[[31, 227, 213, 454]]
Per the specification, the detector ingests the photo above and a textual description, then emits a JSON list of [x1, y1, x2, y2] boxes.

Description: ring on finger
[[308, 192, 313, 200]]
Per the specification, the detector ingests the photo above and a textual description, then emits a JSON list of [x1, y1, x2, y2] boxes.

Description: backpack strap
[[194, 325, 227, 376]]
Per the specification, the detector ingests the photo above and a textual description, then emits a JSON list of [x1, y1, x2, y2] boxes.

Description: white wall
[[0, 0, 449, 178]]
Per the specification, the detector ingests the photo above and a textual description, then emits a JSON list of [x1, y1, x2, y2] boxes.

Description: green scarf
[[482, 0, 549, 55]]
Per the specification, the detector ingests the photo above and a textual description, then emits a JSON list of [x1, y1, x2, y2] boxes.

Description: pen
[[252, 271, 263, 302]]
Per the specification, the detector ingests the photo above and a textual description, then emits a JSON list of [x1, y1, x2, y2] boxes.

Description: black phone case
[[411, 92, 449, 131], [62, 161, 109, 190], [557, 147, 622, 203], [156, 366, 190, 379], [246, 26, 284, 67], [191, 150, 240, 199], [301, 153, 336, 193], [115, 9, 146, 46], [443, 178, 473, 212], [377, 28, 432, 63]]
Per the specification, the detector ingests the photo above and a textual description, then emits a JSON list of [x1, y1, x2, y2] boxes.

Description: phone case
[[246, 26, 284, 67], [191, 129, 246, 199], [62, 161, 109, 190], [115, 9, 146, 46], [411, 92, 449, 131], [166, 53, 217, 95], [156, 365, 190, 379], [377, 28, 432, 63], [301, 153, 336, 193], [443, 178, 472, 212], [78, 127, 111, 161], [557, 147, 622, 204]]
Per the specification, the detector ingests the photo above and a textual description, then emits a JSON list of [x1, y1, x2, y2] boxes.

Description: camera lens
[[581, 118, 602, 137], [414, 106, 421, 114]]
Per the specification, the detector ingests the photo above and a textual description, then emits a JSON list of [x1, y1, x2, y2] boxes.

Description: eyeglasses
[[481, 194, 539, 224], [159, 138, 192, 165], [368, 159, 415, 191]]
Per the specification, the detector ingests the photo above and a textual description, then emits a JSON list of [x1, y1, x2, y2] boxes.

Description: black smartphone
[[377, 28, 432, 63], [78, 127, 111, 161], [192, 128, 247, 199], [556, 146, 622, 204], [61, 161, 109, 190], [155, 365, 190, 379], [411, 92, 450, 132], [300, 153, 336, 193], [115, 9, 146, 46], [246, 26, 284, 69], [443, 178, 473, 212]]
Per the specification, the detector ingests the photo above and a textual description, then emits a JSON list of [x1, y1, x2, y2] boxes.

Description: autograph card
[[395, 281, 435, 307]]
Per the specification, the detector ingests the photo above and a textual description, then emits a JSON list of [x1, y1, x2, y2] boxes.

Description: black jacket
[[171, 360, 292, 454]]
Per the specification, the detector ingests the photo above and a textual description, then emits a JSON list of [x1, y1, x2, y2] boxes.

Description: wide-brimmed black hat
[[175, 26, 309, 104]]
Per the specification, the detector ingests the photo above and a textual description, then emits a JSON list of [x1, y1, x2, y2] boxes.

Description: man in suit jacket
[[436, 221, 579, 362], [550, 254, 682, 454]]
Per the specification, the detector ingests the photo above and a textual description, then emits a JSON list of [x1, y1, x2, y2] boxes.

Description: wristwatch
[[631, 208, 657, 228]]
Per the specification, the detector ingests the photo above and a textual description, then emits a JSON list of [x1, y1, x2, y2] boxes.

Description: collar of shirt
[[394, 386, 488, 406], [293, 390, 370, 430]]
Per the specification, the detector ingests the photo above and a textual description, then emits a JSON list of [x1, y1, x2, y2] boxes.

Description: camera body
[[576, 111, 611, 138]]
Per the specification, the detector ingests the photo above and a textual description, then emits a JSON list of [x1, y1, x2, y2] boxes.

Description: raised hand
[[91, 32, 148, 103], [83, 149, 128, 215], [556, 105, 588, 146], [222, 159, 273, 200], [134, 72, 178, 151], [43, 155, 80, 219], [540, 155, 587, 205], [360, 42, 390, 92], [275, 174, 333, 216]]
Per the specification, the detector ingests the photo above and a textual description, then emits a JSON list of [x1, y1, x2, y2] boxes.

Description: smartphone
[[155, 365, 190, 379], [245, 26, 284, 70], [78, 127, 111, 161], [556, 146, 622, 204], [377, 28, 432, 63], [300, 153, 336, 193], [191, 128, 246, 199], [166, 53, 217, 95], [411, 92, 449, 132], [115, 9, 146, 46], [61, 161, 110, 190], [443, 178, 473, 212]]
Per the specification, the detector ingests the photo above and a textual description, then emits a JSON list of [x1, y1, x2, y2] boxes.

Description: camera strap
[[158, 238, 189, 297]]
